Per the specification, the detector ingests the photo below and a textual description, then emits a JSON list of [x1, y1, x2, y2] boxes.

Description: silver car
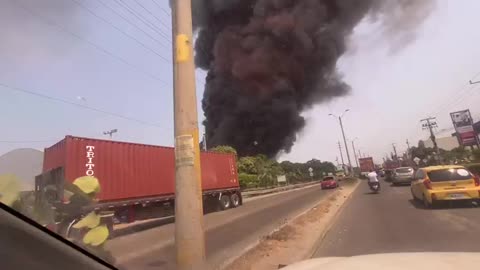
[[392, 167, 414, 185]]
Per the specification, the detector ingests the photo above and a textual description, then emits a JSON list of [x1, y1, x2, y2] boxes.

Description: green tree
[[472, 148, 480, 162], [443, 147, 469, 164], [238, 156, 258, 174], [210, 145, 237, 155]]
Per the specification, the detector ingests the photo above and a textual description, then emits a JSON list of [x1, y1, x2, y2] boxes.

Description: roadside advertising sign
[[450, 109, 478, 146]]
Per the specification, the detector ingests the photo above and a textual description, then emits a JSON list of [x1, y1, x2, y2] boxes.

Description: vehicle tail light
[[423, 179, 432, 190], [474, 174, 480, 186]]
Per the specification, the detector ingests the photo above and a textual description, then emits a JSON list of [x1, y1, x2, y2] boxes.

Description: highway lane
[[314, 179, 480, 257], [108, 182, 335, 269]]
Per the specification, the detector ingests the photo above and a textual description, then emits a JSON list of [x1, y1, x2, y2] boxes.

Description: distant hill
[[0, 148, 43, 191]]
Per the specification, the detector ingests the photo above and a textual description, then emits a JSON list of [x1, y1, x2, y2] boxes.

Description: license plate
[[449, 193, 466, 199]]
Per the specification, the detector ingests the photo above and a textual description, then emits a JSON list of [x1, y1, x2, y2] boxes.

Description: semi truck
[[35, 136, 241, 236]]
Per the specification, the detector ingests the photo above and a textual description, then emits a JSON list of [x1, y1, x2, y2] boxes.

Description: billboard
[[450, 109, 478, 146], [359, 157, 374, 173]]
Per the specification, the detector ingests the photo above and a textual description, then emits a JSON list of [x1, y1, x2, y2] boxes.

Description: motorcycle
[[368, 181, 380, 193]]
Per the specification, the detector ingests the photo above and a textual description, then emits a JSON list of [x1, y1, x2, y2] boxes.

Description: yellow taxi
[[410, 165, 480, 208]]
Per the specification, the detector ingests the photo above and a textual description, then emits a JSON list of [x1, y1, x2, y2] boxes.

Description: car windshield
[[428, 168, 472, 182], [396, 168, 413, 173], [4, 1, 480, 269]]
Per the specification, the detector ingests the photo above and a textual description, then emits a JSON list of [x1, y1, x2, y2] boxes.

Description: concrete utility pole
[[406, 139, 411, 159], [351, 138, 359, 168], [171, 0, 206, 269], [420, 117, 441, 164], [392, 143, 398, 159], [338, 141, 345, 166], [330, 110, 353, 175]]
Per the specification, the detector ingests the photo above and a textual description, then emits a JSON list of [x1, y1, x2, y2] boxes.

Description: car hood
[[281, 253, 480, 270]]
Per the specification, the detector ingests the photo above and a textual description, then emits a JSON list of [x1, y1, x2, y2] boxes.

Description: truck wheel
[[230, 193, 240, 208], [219, 195, 231, 210]]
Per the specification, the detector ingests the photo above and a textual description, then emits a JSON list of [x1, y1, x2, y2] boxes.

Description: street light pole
[[103, 129, 118, 139], [171, 1, 206, 269], [469, 80, 480, 85], [330, 110, 353, 175]]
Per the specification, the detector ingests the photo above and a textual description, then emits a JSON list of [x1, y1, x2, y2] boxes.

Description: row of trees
[[210, 146, 336, 189], [403, 141, 480, 167]]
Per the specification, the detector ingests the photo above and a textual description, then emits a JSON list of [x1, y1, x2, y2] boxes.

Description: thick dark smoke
[[193, 0, 434, 157]]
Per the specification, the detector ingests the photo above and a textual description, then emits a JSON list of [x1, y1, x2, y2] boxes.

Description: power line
[[151, 0, 171, 17], [115, 0, 171, 40], [405, 72, 480, 143], [132, 0, 171, 31], [426, 71, 480, 118], [70, 0, 170, 61], [0, 82, 162, 128], [9, 0, 169, 85], [0, 140, 57, 143], [98, 0, 171, 50]]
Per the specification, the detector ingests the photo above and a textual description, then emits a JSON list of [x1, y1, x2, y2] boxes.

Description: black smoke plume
[[193, 0, 434, 157]]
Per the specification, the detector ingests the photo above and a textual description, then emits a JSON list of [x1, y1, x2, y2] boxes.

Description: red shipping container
[[43, 136, 239, 202]]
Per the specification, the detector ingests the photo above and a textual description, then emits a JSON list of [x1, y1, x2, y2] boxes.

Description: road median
[[225, 178, 360, 270], [242, 180, 322, 198], [112, 180, 323, 237]]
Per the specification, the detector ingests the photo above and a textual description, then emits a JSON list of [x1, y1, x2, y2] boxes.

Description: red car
[[321, 176, 339, 189]]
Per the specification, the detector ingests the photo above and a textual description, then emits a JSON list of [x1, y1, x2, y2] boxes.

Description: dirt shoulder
[[226, 179, 360, 270]]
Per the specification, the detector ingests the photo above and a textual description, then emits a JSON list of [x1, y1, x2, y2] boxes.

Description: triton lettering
[[86, 145, 95, 176]]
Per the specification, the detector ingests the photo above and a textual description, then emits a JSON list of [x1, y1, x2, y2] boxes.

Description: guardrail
[[242, 181, 322, 198]]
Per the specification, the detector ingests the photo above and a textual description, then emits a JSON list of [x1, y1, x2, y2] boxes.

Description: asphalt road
[[108, 183, 334, 269], [314, 178, 480, 257]]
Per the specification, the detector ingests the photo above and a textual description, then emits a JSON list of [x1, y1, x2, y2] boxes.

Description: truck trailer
[[359, 157, 375, 177], [35, 136, 241, 234]]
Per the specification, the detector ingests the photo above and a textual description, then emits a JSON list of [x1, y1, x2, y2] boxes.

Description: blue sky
[[2, 0, 480, 165]]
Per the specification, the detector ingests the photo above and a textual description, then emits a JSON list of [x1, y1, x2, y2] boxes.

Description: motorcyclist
[[367, 169, 380, 190]]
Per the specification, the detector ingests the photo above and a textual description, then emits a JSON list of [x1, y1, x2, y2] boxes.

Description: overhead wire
[[9, 0, 169, 85], [0, 82, 162, 128], [0, 140, 58, 143], [96, 0, 171, 50], [70, 0, 171, 60], [115, 0, 171, 41], [427, 73, 480, 118], [406, 72, 480, 144], [132, 0, 171, 32], [151, 0, 171, 17]]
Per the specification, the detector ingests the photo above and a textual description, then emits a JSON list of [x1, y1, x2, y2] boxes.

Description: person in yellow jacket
[[1, 174, 114, 264], [58, 176, 115, 264]]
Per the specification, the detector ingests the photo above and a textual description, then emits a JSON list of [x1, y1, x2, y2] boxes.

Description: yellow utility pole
[[171, 0, 206, 269]]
